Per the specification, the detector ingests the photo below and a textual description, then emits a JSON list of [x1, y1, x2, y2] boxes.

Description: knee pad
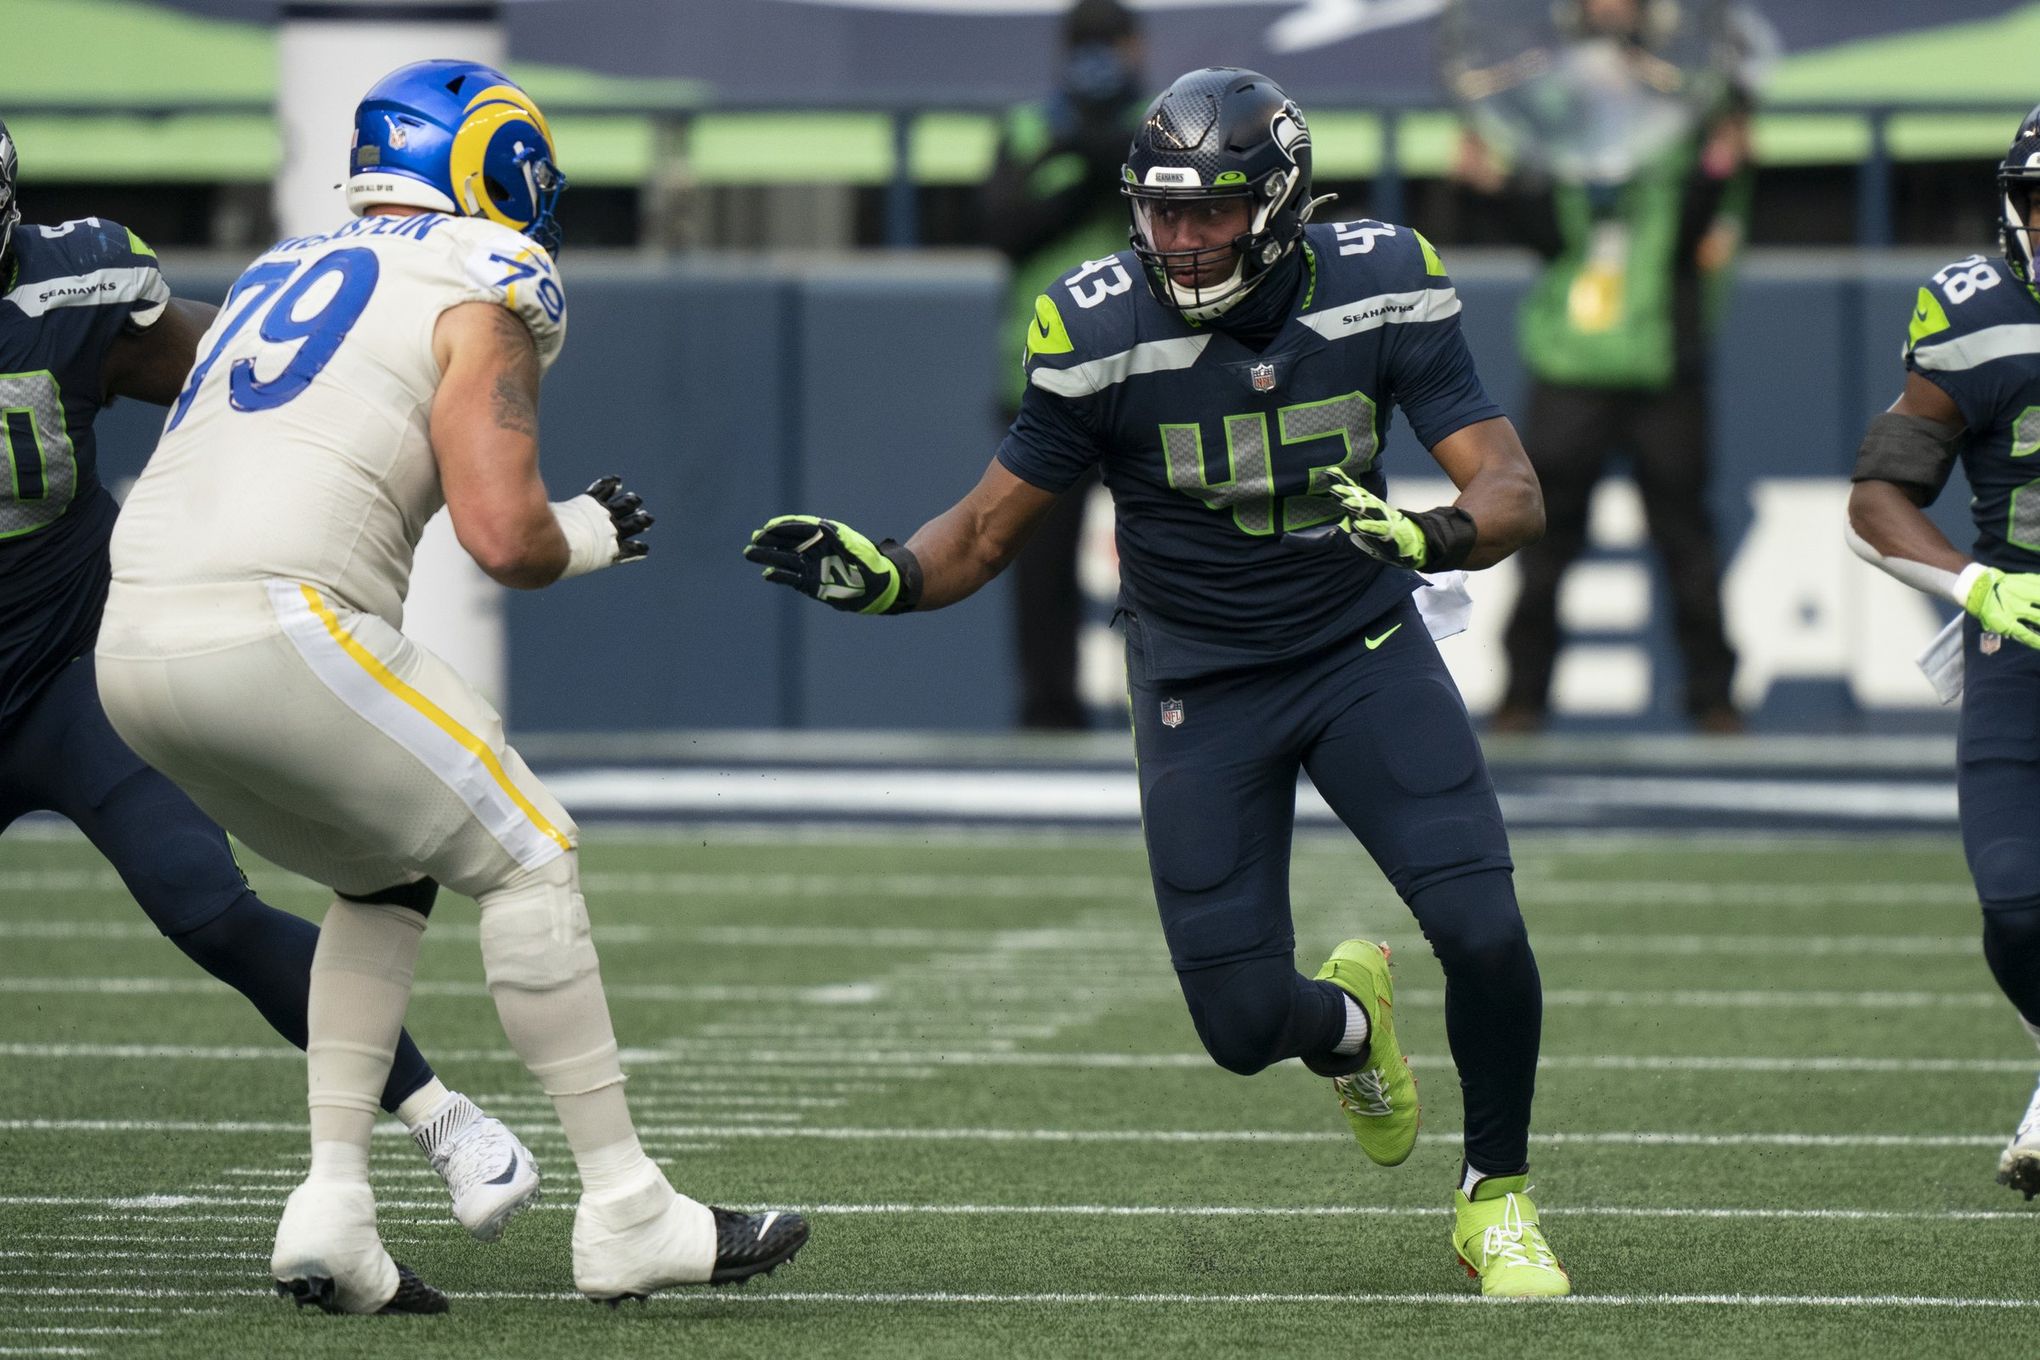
[[1176, 957, 1323, 1077], [1410, 871, 1532, 970], [1972, 838, 2040, 914], [476, 852, 597, 991], [1983, 899, 2040, 951]]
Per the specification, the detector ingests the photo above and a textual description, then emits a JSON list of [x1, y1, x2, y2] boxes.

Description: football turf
[[2, 826, 2036, 1357]]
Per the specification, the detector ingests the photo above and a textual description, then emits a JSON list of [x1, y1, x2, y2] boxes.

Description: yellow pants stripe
[[297, 584, 573, 855]]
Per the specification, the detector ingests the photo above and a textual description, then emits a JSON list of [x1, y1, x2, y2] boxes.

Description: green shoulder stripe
[[1908, 286, 1951, 350], [1024, 292, 1074, 364], [124, 227, 157, 260], [1413, 229, 1446, 279]]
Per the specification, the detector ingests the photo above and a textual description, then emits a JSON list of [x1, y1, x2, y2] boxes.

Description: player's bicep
[[429, 302, 555, 573], [101, 298, 217, 406], [1891, 370, 1966, 428]]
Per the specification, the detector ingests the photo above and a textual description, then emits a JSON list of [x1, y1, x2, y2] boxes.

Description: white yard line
[[0, 1125, 2006, 1148], [2, 977, 2006, 1010], [14, 1200, 2040, 1225], [4, 1042, 2023, 1074]]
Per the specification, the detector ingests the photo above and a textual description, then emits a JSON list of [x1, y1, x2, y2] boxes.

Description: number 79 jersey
[[1905, 252, 2040, 573], [110, 212, 566, 631]]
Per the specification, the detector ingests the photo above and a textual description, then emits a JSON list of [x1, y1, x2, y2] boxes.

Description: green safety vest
[[997, 101, 1136, 409], [1517, 138, 1746, 389]]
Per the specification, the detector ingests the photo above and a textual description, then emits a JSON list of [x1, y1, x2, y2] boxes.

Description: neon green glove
[[744, 515, 921, 615], [1322, 467, 1431, 570], [1964, 566, 2040, 652]]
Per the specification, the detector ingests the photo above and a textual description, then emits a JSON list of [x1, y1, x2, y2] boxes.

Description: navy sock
[[169, 891, 437, 1113]]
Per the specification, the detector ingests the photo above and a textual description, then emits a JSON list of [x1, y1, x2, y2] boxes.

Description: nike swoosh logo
[[1914, 307, 1931, 322], [485, 1152, 520, 1186], [1365, 623, 1403, 650], [757, 1210, 781, 1240]]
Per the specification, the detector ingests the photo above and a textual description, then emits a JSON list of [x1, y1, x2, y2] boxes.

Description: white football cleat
[[413, 1091, 541, 1241], [271, 1177, 447, 1315], [1997, 1074, 2040, 1200]]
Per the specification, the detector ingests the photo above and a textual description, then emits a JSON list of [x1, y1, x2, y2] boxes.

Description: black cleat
[[275, 1262, 448, 1315], [707, 1207, 810, 1285]]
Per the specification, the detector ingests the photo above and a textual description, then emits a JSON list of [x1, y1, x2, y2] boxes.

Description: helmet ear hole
[[483, 175, 511, 205]]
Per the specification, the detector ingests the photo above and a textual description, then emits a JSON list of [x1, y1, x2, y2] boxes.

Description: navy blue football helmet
[[0, 117, 19, 263], [1121, 68, 1327, 321], [2000, 104, 2040, 287]]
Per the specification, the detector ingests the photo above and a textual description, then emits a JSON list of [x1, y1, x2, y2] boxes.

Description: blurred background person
[[1452, 0, 1758, 734], [980, 0, 1146, 730]]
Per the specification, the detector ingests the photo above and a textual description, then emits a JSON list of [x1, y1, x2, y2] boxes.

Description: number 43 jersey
[[1906, 253, 2040, 574], [0, 217, 170, 727], [109, 212, 566, 638], [998, 219, 1502, 678]]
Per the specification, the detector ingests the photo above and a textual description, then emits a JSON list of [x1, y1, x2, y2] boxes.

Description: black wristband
[[878, 539, 924, 614], [1407, 505, 1478, 572]]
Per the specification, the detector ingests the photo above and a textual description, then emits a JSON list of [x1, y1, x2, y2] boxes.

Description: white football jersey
[[110, 212, 565, 631]]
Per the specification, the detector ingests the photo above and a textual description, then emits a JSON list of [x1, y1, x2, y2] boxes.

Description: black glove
[[582, 475, 653, 561]]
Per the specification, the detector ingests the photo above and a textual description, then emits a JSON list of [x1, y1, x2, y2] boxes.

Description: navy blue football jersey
[[998, 219, 1503, 677], [1905, 253, 2040, 573], [0, 218, 170, 726]]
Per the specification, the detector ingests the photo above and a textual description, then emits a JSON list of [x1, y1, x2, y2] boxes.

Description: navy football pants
[[1958, 618, 2040, 1029], [0, 655, 434, 1112], [1126, 596, 1542, 1175]]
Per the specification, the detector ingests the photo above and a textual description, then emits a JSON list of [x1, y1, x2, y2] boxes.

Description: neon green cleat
[[1453, 1175, 1571, 1297], [1312, 940, 1419, 1167]]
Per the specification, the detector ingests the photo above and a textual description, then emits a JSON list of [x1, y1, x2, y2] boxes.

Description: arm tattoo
[[485, 308, 541, 437]]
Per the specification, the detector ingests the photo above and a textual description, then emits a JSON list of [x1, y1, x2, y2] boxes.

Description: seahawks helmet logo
[[1270, 101, 1310, 165]]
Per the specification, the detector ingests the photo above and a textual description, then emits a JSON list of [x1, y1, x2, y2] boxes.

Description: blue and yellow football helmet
[[346, 59, 566, 252]]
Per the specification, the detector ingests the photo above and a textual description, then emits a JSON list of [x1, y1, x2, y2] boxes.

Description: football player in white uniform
[[96, 61, 808, 1314]]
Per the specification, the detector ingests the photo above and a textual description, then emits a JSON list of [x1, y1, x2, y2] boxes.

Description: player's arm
[[1837, 372, 2040, 646], [744, 459, 1062, 615], [429, 301, 651, 590], [1319, 416, 1543, 573], [99, 298, 217, 405]]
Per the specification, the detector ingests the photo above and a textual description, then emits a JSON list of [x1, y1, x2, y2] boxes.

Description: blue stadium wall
[[94, 249, 1974, 733]]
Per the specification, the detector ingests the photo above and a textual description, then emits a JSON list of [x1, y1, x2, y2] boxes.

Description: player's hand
[[1323, 467, 1429, 570], [744, 515, 912, 614], [582, 475, 653, 561], [1965, 566, 2040, 651]]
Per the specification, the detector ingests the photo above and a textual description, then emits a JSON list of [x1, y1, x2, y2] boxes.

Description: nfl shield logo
[[1250, 362, 1277, 393], [1984, 632, 2003, 656], [1160, 698, 1185, 728]]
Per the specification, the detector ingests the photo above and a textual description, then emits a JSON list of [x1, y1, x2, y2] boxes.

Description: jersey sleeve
[[994, 286, 1112, 492], [450, 221, 568, 370], [1904, 262, 2014, 432], [1381, 232, 1505, 448], [59, 218, 171, 331]]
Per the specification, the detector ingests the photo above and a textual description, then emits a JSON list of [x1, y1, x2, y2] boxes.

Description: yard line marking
[[7, 1042, 2022, 1075], [1403, 988, 2006, 1010], [0, 868, 1978, 913], [3, 1281, 2037, 1310], [20, 1202, 2040, 1225], [0, 1125, 2007, 1148], [0, 978, 883, 1005]]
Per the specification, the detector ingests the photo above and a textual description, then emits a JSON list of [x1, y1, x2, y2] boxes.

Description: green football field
[[2, 825, 2036, 1358]]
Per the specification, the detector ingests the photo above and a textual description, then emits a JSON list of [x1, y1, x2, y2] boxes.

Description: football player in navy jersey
[[748, 68, 1568, 1295], [1848, 105, 2040, 1201], [0, 116, 539, 1239]]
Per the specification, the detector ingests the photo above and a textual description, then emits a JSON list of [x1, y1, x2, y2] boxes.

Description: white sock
[[394, 1077, 454, 1131], [306, 899, 426, 1158], [577, 1135, 657, 1197], [308, 1139, 371, 1183], [1332, 994, 1370, 1056]]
